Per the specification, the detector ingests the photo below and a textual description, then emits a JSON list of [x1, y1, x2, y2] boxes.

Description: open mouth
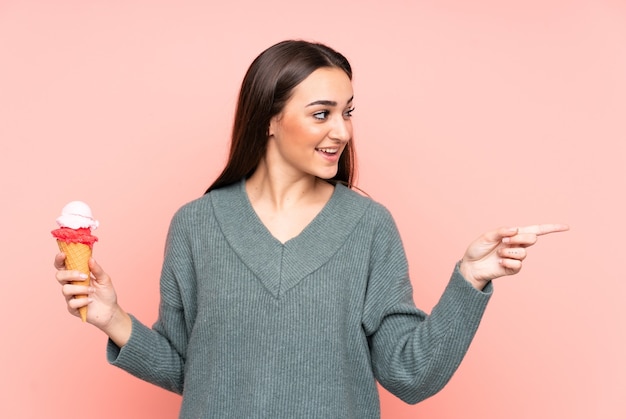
[[315, 147, 339, 156]]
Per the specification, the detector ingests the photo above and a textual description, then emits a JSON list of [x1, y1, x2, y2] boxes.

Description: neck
[[246, 158, 326, 210]]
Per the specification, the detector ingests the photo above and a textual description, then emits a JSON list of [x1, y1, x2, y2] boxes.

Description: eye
[[313, 110, 329, 120], [343, 107, 355, 119]]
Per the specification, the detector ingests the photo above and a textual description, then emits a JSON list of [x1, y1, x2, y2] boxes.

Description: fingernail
[[79, 273, 89, 279], [502, 237, 510, 243]]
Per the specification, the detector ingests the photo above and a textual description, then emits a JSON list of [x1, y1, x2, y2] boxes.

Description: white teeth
[[317, 148, 338, 154]]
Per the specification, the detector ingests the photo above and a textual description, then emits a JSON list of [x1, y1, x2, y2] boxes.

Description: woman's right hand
[[55, 254, 132, 347]]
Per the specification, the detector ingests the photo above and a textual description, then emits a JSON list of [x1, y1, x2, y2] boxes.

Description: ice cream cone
[[57, 240, 91, 322]]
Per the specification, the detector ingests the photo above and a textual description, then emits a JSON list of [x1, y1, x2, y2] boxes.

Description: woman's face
[[266, 67, 354, 180]]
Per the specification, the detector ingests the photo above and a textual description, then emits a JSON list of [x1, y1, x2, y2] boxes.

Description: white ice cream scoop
[[56, 201, 99, 230]]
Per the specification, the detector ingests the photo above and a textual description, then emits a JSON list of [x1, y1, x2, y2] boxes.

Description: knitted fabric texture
[[107, 180, 492, 418]]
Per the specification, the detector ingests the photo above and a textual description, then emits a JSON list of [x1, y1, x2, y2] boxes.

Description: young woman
[[55, 40, 568, 418]]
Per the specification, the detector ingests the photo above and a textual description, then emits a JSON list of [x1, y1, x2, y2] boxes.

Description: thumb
[[486, 226, 518, 243], [88, 258, 109, 283]]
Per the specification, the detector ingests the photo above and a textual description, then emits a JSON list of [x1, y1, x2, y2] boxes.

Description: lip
[[316, 147, 341, 162]]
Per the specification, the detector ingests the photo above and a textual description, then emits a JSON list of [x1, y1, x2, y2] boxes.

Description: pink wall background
[[1, 0, 624, 417]]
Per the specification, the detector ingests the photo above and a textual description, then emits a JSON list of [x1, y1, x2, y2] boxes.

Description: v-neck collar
[[210, 179, 371, 298]]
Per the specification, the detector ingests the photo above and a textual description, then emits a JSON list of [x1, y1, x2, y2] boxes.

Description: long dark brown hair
[[205, 40, 356, 194]]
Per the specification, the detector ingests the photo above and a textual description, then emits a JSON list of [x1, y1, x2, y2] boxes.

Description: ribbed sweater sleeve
[[363, 205, 492, 404], [106, 207, 193, 394]]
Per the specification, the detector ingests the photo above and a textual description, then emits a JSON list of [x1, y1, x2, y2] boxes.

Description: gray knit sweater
[[107, 180, 492, 418]]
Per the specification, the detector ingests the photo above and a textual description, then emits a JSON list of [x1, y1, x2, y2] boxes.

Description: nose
[[329, 115, 352, 143]]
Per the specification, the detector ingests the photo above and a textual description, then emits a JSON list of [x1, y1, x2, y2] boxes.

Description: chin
[[314, 168, 339, 180]]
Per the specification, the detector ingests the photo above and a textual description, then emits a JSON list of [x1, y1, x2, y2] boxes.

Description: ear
[[268, 114, 281, 137]]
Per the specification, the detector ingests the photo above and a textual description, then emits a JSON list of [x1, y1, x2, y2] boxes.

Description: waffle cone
[[57, 240, 91, 322]]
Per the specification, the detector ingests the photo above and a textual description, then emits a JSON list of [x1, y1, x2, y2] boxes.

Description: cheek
[[281, 122, 321, 146]]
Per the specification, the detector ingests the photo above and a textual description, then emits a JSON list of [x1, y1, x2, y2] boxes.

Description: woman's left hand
[[459, 224, 570, 290]]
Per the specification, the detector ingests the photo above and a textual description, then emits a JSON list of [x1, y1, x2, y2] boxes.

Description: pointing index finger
[[517, 224, 570, 236]]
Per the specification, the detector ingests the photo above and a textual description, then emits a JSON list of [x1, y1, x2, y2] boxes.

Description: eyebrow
[[305, 96, 354, 107]]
